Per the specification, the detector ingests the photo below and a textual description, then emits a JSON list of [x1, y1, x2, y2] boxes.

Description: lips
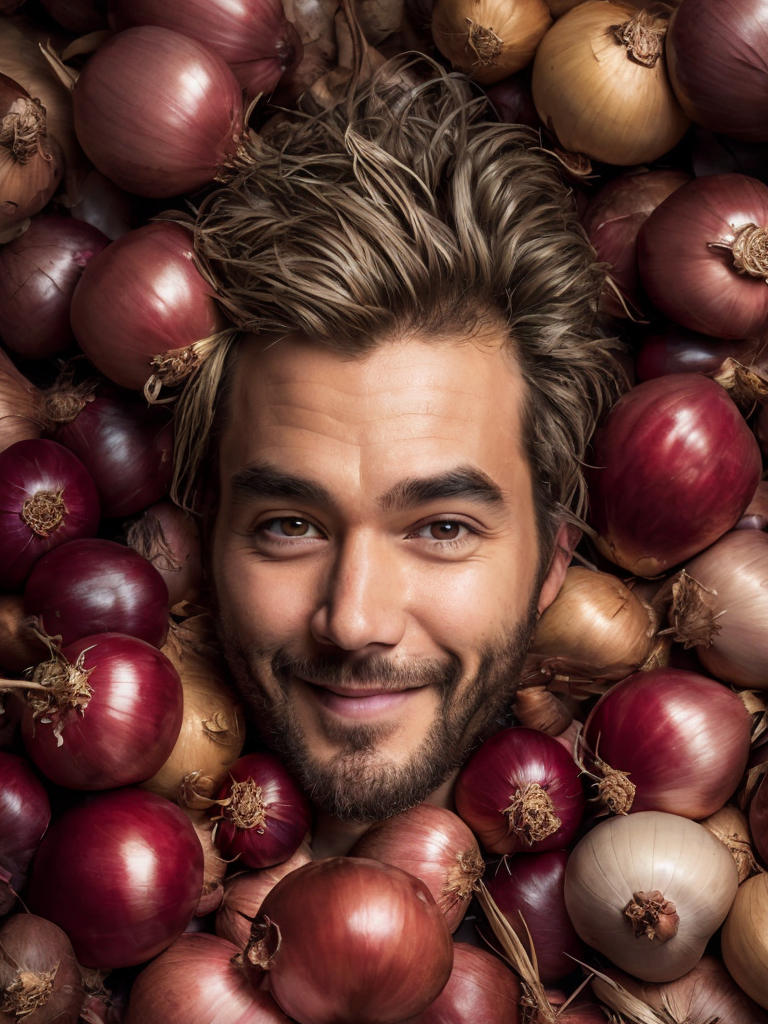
[[296, 676, 426, 721]]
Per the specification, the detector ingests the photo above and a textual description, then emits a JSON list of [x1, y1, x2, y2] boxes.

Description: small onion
[[28, 788, 204, 968], [431, 0, 552, 85], [124, 932, 292, 1024], [586, 374, 762, 576], [24, 538, 169, 647], [0, 914, 84, 1024], [564, 811, 738, 982], [244, 857, 454, 1024], [531, 1, 689, 165], [0, 438, 100, 591], [454, 727, 585, 855], [126, 500, 203, 610], [72, 26, 245, 198], [700, 805, 759, 884], [0, 752, 50, 906], [350, 803, 484, 932], [721, 872, 768, 1010]]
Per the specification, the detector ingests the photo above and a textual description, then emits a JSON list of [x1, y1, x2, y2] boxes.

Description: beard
[[217, 602, 539, 825]]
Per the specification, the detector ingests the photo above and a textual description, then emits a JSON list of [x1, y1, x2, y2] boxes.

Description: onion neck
[[0, 96, 49, 165], [667, 571, 720, 649], [624, 890, 679, 943], [610, 8, 667, 68], [466, 21, 504, 70], [21, 489, 67, 537], [26, 650, 94, 744], [0, 966, 57, 1017], [220, 778, 267, 830], [444, 849, 485, 902], [717, 223, 768, 281], [504, 782, 562, 845]]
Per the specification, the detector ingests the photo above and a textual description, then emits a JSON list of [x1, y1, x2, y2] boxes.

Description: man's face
[[211, 329, 569, 822]]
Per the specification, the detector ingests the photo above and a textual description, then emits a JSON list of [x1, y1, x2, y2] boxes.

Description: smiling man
[[174, 57, 623, 852]]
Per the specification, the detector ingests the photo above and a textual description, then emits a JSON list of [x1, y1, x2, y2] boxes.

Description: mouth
[[296, 676, 426, 720]]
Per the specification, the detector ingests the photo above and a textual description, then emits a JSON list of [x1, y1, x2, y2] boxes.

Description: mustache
[[270, 650, 461, 692]]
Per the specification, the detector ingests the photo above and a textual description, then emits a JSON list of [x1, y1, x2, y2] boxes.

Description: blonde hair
[[173, 55, 625, 547]]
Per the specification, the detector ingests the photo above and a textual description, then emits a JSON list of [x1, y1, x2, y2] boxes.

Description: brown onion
[[0, 913, 83, 1024], [0, 346, 48, 452], [350, 803, 484, 932], [700, 805, 759, 885], [184, 808, 228, 917], [721, 872, 768, 1010]]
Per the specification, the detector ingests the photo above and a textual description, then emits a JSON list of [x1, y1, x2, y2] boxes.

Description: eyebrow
[[230, 461, 506, 513]]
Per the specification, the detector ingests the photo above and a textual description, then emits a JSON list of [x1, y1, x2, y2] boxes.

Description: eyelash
[[254, 517, 478, 550]]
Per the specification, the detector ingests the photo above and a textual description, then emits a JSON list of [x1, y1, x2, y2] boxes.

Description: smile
[[296, 677, 426, 721]]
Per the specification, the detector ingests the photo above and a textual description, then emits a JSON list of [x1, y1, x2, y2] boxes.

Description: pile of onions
[[564, 811, 738, 981], [0, 215, 109, 358], [0, 752, 50, 911], [638, 174, 768, 338], [126, 500, 203, 610], [454, 727, 585, 854], [28, 788, 204, 968], [24, 538, 169, 647], [666, 0, 768, 142], [0, 73, 63, 244], [403, 943, 522, 1023], [70, 221, 227, 398], [531, 1, 689, 165], [586, 374, 762, 576], [244, 857, 454, 1024], [0, 438, 100, 590], [50, 384, 174, 517], [212, 752, 311, 869], [0, 913, 84, 1024], [350, 803, 484, 932], [669, 531, 768, 688], [19, 632, 183, 790], [431, 0, 551, 84], [124, 932, 292, 1024], [581, 667, 751, 818], [70, 26, 246, 198], [525, 566, 655, 683]]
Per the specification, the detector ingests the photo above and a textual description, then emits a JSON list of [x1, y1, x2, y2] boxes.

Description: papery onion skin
[[586, 373, 762, 576], [70, 221, 227, 394], [245, 857, 454, 1024], [0, 215, 109, 359], [124, 932, 292, 1024], [20, 632, 183, 790], [185, 808, 227, 916], [638, 174, 768, 339], [583, 667, 751, 819], [24, 537, 169, 647], [454, 727, 585, 855], [564, 811, 739, 982], [72, 26, 245, 198], [485, 851, 586, 985], [0, 751, 50, 895], [28, 787, 204, 968], [0, 346, 47, 453], [350, 803, 484, 932], [722, 872, 768, 1010], [701, 805, 759, 884], [126, 500, 203, 610], [0, 438, 100, 591], [0, 913, 84, 1024]]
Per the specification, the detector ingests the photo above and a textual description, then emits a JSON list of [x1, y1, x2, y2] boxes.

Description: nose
[[309, 530, 408, 651]]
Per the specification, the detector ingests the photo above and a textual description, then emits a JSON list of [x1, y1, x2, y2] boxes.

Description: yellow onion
[[531, 0, 689, 165], [185, 807, 229, 918], [513, 685, 576, 735], [141, 617, 246, 806], [700, 805, 759, 885], [431, 0, 552, 84], [0, 346, 49, 452], [722, 872, 768, 1010]]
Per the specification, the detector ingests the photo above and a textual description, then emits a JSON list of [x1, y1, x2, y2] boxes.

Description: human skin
[[211, 326, 575, 854]]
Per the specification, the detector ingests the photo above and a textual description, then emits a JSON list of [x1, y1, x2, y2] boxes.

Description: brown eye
[[429, 521, 462, 540], [280, 518, 311, 536]]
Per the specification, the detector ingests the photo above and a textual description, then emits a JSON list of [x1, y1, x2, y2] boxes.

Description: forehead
[[217, 329, 531, 499]]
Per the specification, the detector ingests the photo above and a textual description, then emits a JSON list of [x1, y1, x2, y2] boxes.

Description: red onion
[[637, 174, 768, 339], [586, 373, 762, 575], [635, 324, 767, 382], [667, 0, 768, 142], [20, 632, 183, 789], [0, 913, 84, 1024], [736, 480, 768, 531], [124, 932, 292, 1024], [350, 803, 484, 932], [28, 787, 204, 968], [484, 69, 542, 130], [70, 221, 227, 397], [40, 0, 108, 31], [213, 752, 311, 869], [582, 667, 751, 819], [0, 691, 23, 753], [0, 215, 109, 359], [0, 438, 100, 591], [0, 752, 50, 909], [582, 168, 690, 319], [485, 852, 586, 985], [216, 843, 313, 949], [454, 727, 585, 855], [51, 385, 174, 517], [126, 500, 203, 609], [24, 538, 169, 647], [245, 857, 454, 1024], [65, 168, 134, 241], [403, 943, 521, 1023], [108, 0, 303, 102], [72, 26, 245, 198]]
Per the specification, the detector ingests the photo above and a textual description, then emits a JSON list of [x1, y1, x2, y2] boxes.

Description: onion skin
[[748, 775, 768, 867], [454, 727, 585, 855], [126, 500, 203, 610], [350, 803, 484, 932], [245, 857, 455, 1024], [0, 913, 84, 1024], [0, 346, 47, 453], [124, 932, 292, 1024], [583, 667, 751, 819], [701, 805, 759, 884], [0, 751, 50, 898], [28, 788, 204, 969], [722, 872, 768, 1010], [586, 373, 762, 576], [635, 325, 767, 382], [24, 538, 169, 647], [20, 632, 183, 790], [485, 852, 586, 985]]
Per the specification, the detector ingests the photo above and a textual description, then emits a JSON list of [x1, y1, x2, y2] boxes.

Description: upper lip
[[298, 678, 419, 698]]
